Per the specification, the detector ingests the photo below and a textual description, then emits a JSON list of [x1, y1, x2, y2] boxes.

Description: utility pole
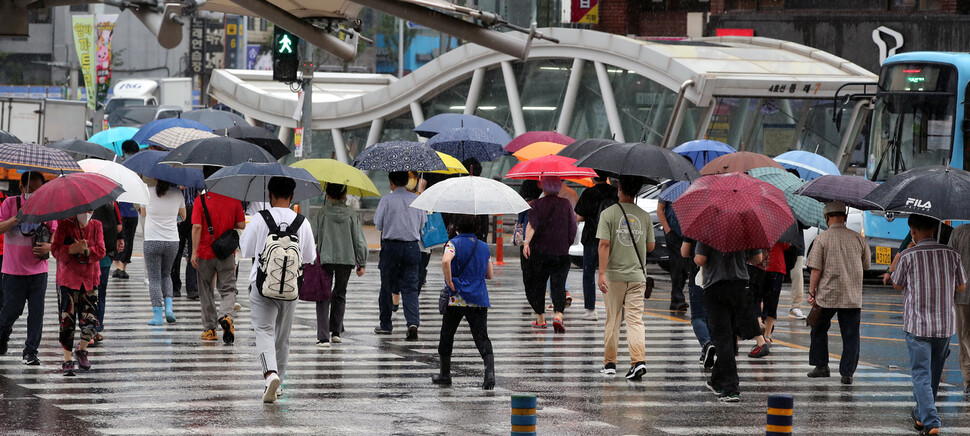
[[398, 18, 404, 78]]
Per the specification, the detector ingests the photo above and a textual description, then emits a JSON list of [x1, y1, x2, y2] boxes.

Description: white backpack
[[255, 210, 306, 301]]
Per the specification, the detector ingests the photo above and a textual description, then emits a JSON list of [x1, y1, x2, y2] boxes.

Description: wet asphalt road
[[1, 253, 969, 435]]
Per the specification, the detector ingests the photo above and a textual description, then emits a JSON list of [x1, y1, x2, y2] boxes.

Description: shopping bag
[[421, 212, 449, 248]]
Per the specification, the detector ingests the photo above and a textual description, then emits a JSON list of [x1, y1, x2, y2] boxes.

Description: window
[[69, 4, 89, 12], [247, 17, 254, 31], [259, 19, 267, 32]]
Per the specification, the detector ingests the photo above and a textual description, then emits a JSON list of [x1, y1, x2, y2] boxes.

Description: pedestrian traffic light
[[273, 27, 300, 82]]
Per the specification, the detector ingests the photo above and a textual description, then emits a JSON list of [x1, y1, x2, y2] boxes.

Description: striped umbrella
[[748, 167, 826, 229], [148, 127, 219, 150], [0, 143, 82, 174]]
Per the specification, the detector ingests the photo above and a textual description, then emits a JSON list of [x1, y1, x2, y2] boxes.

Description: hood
[[320, 202, 352, 224]]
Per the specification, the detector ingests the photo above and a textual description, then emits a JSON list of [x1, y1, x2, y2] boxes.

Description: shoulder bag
[[616, 202, 654, 299], [200, 194, 239, 260], [438, 237, 479, 315], [300, 214, 334, 302]]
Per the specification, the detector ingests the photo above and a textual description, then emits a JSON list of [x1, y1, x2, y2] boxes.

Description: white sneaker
[[263, 373, 281, 403], [331, 335, 342, 344], [317, 341, 331, 348], [234, 303, 242, 311], [582, 309, 598, 320], [144, 278, 150, 285], [789, 308, 807, 320]]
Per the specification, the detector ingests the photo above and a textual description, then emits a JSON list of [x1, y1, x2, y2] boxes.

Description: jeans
[[687, 267, 711, 348], [581, 244, 598, 311], [96, 263, 110, 332], [809, 308, 861, 377], [906, 332, 951, 430], [379, 240, 421, 331], [0, 273, 48, 357], [704, 279, 747, 396]]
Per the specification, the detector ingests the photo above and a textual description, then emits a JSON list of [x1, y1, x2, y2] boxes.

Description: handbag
[[200, 195, 239, 260], [299, 253, 333, 302], [421, 212, 449, 249], [439, 237, 479, 315], [806, 303, 823, 328], [16, 197, 50, 259]]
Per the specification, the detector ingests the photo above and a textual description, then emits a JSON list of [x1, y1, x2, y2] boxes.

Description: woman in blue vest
[[432, 214, 495, 390]]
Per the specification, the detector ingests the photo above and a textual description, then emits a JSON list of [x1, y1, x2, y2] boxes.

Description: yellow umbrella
[[513, 141, 568, 161], [290, 159, 381, 197], [428, 152, 468, 175]]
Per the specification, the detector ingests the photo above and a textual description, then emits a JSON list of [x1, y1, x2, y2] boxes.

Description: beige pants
[[603, 280, 646, 365], [956, 303, 970, 388], [790, 256, 805, 310]]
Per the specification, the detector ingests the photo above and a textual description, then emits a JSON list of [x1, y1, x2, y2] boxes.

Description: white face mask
[[21, 192, 31, 200], [77, 213, 92, 226]]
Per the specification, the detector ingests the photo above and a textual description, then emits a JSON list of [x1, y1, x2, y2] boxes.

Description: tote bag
[[421, 212, 449, 248]]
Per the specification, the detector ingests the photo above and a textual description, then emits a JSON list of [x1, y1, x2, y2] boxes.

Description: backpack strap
[[616, 202, 648, 281], [259, 210, 279, 233], [288, 214, 305, 234]]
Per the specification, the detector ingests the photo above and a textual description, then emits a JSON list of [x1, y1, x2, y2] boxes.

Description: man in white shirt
[[239, 177, 315, 403]]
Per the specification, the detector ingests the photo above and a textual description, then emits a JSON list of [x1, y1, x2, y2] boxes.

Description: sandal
[[553, 318, 565, 333], [532, 321, 548, 329], [565, 293, 573, 308]]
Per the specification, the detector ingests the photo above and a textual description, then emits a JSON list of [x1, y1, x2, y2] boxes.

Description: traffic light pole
[[297, 59, 313, 216]]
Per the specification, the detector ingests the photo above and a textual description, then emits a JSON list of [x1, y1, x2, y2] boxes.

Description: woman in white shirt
[[142, 179, 186, 325]]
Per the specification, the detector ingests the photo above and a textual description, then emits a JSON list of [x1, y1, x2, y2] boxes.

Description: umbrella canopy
[[131, 118, 212, 145], [512, 141, 567, 161], [774, 150, 840, 181], [148, 127, 219, 150], [673, 173, 794, 253], [700, 151, 783, 175], [658, 180, 690, 203], [410, 176, 530, 215], [555, 138, 616, 160], [863, 165, 970, 221], [429, 152, 468, 175], [425, 128, 507, 162], [89, 127, 140, 156], [206, 162, 322, 203], [414, 114, 511, 142], [17, 172, 124, 223], [122, 150, 204, 189], [0, 143, 82, 174], [220, 125, 290, 159], [795, 175, 880, 211], [505, 131, 574, 153], [180, 108, 250, 130], [353, 140, 447, 172], [505, 154, 598, 180], [160, 136, 276, 169], [0, 129, 21, 144], [672, 140, 736, 170], [79, 158, 151, 204], [46, 139, 117, 160], [748, 167, 826, 229], [574, 142, 701, 182], [290, 159, 381, 197]]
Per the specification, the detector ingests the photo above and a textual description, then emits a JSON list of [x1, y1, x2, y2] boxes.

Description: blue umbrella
[[89, 127, 140, 156], [353, 141, 447, 172], [672, 140, 736, 170], [414, 113, 512, 143], [659, 180, 690, 203], [131, 118, 212, 145], [206, 162, 322, 203], [122, 150, 204, 189], [774, 150, 840, 181], [425, 128, 507, 162]]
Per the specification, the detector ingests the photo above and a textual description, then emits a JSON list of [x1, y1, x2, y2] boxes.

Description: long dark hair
[[156, 180, 173, 197]]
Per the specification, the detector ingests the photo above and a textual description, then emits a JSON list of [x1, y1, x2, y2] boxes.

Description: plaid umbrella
[[0, 143, 82, 174], [353, 141, 447, 172], [748, 167, 826, 229], [148, 127, 219, 150], [505, 131, 574, 153], [17, 172, 124, 223], [132, 118, 212, 145], [425, 128, 507, 162]]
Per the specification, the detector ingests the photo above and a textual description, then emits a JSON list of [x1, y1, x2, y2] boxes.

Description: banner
[[72, 15, 97, 109], [95, 14, 118, 110], [224, 15, 242, 69]]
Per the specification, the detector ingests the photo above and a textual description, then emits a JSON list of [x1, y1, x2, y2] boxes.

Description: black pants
[[704, 280, 747, 396], [438, 306, 492, 360], [665, 232, 688, 306], [117, 217, 139, 264], [419, 251, 431, 290], [523, 251, 569, 314], [171, 217, 198, 297], [810, 307, 861, 377], [317, 264, 353, 340]]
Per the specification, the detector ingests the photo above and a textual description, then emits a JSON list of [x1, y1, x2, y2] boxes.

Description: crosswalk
[[1, 256, 970, 434]]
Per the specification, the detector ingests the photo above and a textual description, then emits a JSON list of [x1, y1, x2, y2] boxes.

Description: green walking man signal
[[273, 27, 300, 82]]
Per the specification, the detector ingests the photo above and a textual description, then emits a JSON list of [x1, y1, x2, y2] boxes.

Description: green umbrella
[[748, 167, 826, 229]]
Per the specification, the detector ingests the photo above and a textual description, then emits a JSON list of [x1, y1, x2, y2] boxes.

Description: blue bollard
[[766, 393, 794, 436], [511, 393, 537, 436]]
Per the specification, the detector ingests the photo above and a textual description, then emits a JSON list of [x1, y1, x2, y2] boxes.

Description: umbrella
[[748, 167, 826, 229], [122, 150, 205, 189], [89, 127, 140, 156], [131, 118, 212, 145], [700, 151, 783, 175], [658, 180, 690, 203], [506, 131, 574, 153], [425, 128, 507, 162], [79, 158, 151, 204], [863, 165, 970, 221], [206, 162, 322, 203], [672, 140, 736, 170], [505, 154, 598, 180], [148, 127, 219, 150], [512, 141, 568, 161], [17, 172, 124, 223], [46, 139, 117, 160], [221, 125, 290, 160], [556, 138, 616, 160], [290, 159, 381, 197], [0, 129, 21, 144], [672, 173, 794, 253], [429, 152, 468, 175], [180, 109, 250, 130], [794, 175, 880, 211], [409, 176, 530, 215], [353, 140, 447, 172], [414, 114, 511, 143], [160, 136, 276, 169], [574, 142, 701, 182], [773, 150, 841, 181], [0, 143, 82, 174]]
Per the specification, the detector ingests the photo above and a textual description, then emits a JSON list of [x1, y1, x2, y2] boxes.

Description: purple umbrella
[[794, 175, 879, 210]]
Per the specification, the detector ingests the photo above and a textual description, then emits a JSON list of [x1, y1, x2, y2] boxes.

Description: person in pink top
[[50, 211, 105, 376]]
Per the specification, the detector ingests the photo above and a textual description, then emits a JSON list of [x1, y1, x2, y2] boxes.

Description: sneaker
[[706, 381, 722, 395], [625, 362, 647, 380], [74, 347, 91, 370], [316, 341, 331, 348], [111, 269, 123, 278], [789, 307, 807, 320], [374, 327, 392, 335], [406, 325, 418, 341], [669, 303, 689, 312], [600, 363, 616, 375], [702, 343, 716, 369], [219, 315, 235, 345], [331, 335, 342, 344], [748, 343, 770, 358], [263, 373, 281, 403], [233, 303, 242, 311], [22, 353, 40, 366], [717, 392, 740, 402], [201, 329, 218, 341], [582, 309, 598, 320], [807, 365, 831, 378], [62, 361, 76, 377]]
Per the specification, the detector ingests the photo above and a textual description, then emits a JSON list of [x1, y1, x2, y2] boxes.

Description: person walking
[[805, 201, 870, 384], [788, 224, 808, 320], [91, 202, 123, 345], [681, 238, 716, 369], [657, 186, 689, 312], [892, 214, 967, 435], [596, 176, 654, 380], [191, 186, 245, 344], [574, 171, 617, 321], [112, 140, 142, 280], [239, 177, 315, 403], [142, 179, 186, 325], [312, 183, 367, 347], [947, 222, 970, 393], [432, 215, 495, 390], [173, 187, 199, 299], [748, 243, 790, 359], [51, 211, 105, 376], [523, 175, 577, 333], [373, 171, 426, 340]]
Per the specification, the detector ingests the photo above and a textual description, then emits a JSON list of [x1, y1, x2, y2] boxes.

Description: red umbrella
[[17, 173, 124, 223], [505, 154, 598, 180], [672, 173, 793, 253], [700, 151, 783, 175], [505, 131, 574, 153]]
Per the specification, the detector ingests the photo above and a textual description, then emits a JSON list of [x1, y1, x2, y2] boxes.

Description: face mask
[[406, 178, 418, 191], [77, 213, 92, 226], [21, 192, 30, 200]]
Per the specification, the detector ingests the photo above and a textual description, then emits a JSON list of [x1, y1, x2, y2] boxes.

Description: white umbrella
[[78, 159, 150, 205], [409, 176, 530, 215]]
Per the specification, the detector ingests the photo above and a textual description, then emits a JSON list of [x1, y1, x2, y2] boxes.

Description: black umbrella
[[47, 139, 117, 160], [794, 175, 880, 211], [574, 142, 701, 182], [0, 129, 21, 144], [220, 125, 290, 159], [181, 109, 250, 130], [160, 136, 277, 169], [556, 138, 616, 159], [863, 165, 970, 221]]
